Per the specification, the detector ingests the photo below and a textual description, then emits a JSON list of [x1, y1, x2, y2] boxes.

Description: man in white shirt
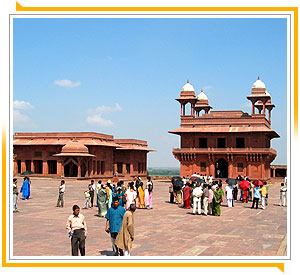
[[192, 183, 203, 215], [226, 184, 234, 207], [66, 205, 87, 256], [208, 175, 213, 184], [56, 180, 65, 207]]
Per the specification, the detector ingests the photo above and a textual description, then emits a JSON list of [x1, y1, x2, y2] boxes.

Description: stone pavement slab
[[12, 178, 287, 257]]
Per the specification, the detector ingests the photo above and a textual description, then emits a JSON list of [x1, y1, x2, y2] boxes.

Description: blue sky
[[13, 18, 287, 167]]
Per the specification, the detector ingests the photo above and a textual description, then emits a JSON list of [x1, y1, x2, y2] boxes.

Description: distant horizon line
[[147, 163, 287, 169]]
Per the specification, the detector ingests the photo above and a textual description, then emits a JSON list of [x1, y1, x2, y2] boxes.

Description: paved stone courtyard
[[12, 178, 287, 257]]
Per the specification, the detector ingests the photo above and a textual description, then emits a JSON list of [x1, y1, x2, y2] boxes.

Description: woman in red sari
[[242, 189, 249, 203], [183, 183, 192, 209]]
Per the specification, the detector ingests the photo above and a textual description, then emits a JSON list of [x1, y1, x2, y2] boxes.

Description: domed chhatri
[[53, 140, 96, 157], [61, 140, 89, 154], [195, 89, 212, 116], [252, 76, 266, 89], [197, 90, 208, 101], [181, 80, 195, 92], [247, 76, 272, 118]]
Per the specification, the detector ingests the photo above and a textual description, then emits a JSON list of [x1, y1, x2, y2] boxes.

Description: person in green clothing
[[212, 182, 224, 216], [98, 184, 108, 217]]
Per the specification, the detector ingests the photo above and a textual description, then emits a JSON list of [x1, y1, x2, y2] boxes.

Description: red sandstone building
[[13, 132, 154, 180], [169, 78, 280, 180]]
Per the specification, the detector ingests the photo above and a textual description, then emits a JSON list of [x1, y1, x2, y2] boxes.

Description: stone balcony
[[173, 147, 277, 155]]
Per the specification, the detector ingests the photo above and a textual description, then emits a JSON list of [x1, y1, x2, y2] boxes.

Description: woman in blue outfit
[[20, 176, 30, 200]]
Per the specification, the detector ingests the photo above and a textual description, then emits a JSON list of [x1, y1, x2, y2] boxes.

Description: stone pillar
[[246, 162, 250, 177], [263, 103, 266, 116], [130, 163, 134, 175], [57, 161, 63, 177], [252, 103, 255, 115], [114, 163, 118, 175], [191, 103, 194, 116], [181, 104, 183, 116], [268, 110, 271, 122], [123, 163, 126, 175], [228, 161, 233, 178], [21, 161, 26, 173], [13, 161, 18, 175], [261, 163, 265, 179], [209, 161, 215, 178], [78, 160, 82, 178], [43, 161, 48, 175]]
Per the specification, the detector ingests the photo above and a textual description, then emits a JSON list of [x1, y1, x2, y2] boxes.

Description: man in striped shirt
[[66, 205, 87, 256]]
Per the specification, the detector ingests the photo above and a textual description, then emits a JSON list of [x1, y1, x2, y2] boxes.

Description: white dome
[[181, 81, 195, 92], [197, 90, 208, 101], [252, 77, 266, 89]]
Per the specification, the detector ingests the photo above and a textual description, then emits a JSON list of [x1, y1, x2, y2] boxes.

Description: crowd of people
[[13, 175, 154, 256], [13, 173, 287, 256], [64, 176, 153, 256], [169, 173, 288, 216], [77, 176, 154, 215]]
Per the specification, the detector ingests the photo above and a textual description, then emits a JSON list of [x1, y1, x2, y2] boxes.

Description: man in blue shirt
[[105, 196, 126, 256]]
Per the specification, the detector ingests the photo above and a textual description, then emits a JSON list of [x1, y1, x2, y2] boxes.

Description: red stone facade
[[13, 132, 154, 180], [169, 78, 279, 180]]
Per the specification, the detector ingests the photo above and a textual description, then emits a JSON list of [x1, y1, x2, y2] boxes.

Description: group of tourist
[[64, 176, 153, 256], [13, 173, 288, 256], [66, 200, 136, 256], [81, 176, 153, 217], [169, 174, 288, 216], [12, 176, 31, 212]]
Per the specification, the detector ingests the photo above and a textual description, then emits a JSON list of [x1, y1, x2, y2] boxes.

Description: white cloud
[[13, 110, 31, 124], [13, 101, 36, 129], [91, 103, 122, 114], [13, 100, 34, 110], [54, 79, 81, 88], [86, 114, 114, 127], [86, 103, 122, 127], [202, 85, 213, 91]]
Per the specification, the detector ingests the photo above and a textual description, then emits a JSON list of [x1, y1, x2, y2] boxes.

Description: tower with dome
[[169, 78, 279, 180]]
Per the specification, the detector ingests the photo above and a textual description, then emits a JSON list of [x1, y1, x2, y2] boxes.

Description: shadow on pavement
[[99, 250, 115, 256], [165, 201, 176, 204]]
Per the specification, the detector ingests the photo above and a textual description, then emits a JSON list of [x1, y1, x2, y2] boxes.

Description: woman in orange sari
[[137, 182, 145, 208]]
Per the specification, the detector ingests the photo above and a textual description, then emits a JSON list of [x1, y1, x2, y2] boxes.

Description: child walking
[[83, 190, 90, 209]]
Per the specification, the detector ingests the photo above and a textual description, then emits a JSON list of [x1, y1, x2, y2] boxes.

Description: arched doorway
[[215, 158, 228, 178], [64, 161, 78, 177]]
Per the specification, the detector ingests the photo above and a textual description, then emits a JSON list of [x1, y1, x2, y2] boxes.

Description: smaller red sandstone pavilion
[[169, 78, 280, 180], [13, 132, 154, 180]]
